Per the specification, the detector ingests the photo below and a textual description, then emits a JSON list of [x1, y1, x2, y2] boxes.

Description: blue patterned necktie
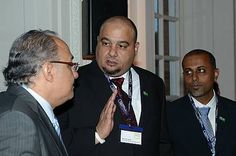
[[53, 117, 62, 140], [53, 117, 69, 155], [198, 107, 216, 155]]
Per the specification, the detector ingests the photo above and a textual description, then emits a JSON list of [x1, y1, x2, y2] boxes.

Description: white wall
[[128, 0, 156, 73], [213, 0, 235, 100], [128, 0, 147, 69], [0, 0, 82, 91], [0, 0, 25, 91]]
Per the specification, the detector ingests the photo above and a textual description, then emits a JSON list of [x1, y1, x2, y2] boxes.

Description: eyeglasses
[[50, 61, 79, 71]]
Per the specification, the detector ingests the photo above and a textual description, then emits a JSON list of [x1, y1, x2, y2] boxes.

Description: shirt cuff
[[95, 132, 105, 144]]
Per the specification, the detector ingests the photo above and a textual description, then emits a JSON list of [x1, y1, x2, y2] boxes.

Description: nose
[[192, 71, 198, 81], [108, 44, 118, 57]]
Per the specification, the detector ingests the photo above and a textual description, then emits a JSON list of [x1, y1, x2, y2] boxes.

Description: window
[[154, 0, 180, 101], [82, 0, 127, 60]]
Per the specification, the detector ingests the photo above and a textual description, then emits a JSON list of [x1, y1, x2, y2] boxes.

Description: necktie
[[53, 117, 69, 155], [53, 117, 62, 140], [198, 107, 216, 155], [111, 78, 137, 127]]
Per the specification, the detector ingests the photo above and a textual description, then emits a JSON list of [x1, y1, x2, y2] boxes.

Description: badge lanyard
[[188, 94, 218, 155], [106, 70, 133, 117]]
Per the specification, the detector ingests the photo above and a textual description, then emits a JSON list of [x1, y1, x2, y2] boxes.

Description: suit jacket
[[165, 95, 236, 156], [0, 84, 68, 156], [57, 61, 166, 156]]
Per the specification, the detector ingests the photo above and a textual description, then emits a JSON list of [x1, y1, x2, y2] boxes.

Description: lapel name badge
[[219, 116, 226, 122], [119, 124, 143, 145], [143, 91, 148, 96]]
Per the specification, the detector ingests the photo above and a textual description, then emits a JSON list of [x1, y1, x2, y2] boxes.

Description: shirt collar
[[191, 90, 217, 109], [109, 70, 129, 80], [22, 85, 55, 124]]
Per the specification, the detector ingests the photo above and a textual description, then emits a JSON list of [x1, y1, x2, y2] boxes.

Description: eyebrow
[[100, 37, 129, 45], [184, 65, 206, 69]]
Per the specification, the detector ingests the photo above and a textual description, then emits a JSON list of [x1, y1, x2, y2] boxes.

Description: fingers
[[107, 89, 118, 104], [103, 89, 117, 114], [96, 90, 117, 139]]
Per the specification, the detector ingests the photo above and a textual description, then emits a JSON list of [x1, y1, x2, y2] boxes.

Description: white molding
[[156, 13, 179, 22], [128, 0, 148, 69], [70, 0, 82, 63]]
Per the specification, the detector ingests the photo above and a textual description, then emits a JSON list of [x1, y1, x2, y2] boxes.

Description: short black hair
[[182, 49, 216, 69]]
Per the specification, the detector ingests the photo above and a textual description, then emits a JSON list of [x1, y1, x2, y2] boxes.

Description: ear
[[134, 42, 139, 55], [42, 62, 54, 82], [214, 68, 220, 81]]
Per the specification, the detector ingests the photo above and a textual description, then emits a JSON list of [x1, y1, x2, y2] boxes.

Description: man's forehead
[[184, 54, 210, 63], [183, 56, 211, 68]]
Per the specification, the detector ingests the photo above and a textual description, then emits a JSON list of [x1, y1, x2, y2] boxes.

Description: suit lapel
[[138, 75, 149, 127], [89, 61, 113, 110], [183, 96, 209, 138], [175, 96, 212, 153], [8, 84, 68, 155], [37, 100, 68, 156], [215, 97, 229, 153], [184, 96, 231, 154], [131, 67, 151, 127]]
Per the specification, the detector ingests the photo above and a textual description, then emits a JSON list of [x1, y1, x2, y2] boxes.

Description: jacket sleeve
[[160, 101, 175, 156]]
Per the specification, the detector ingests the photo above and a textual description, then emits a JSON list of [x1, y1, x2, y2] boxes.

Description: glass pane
[[164, 20, 169, 56], [155, 18, 159, 56], [168, 0, 176, 16], [154, 0, 159, 56], [164, 0, 169, 15], [164, 21, 176, 57], [169, 22, 176, 56], [164, 60, 170, 95], [154, 0, 159, 75], [154, 0, 158, 13], [169, 61, 178, 95], [164, 0, 176, 16], [155, 59, 159, 75]]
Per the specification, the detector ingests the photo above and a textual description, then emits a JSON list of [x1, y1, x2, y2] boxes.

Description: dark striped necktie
[[111, 78, 137, 127]]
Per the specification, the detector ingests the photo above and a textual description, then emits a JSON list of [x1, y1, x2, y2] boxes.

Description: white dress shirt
[[110, 68, 141, 124], [192, 91, 217, 135], [22, 85, 57, 127]]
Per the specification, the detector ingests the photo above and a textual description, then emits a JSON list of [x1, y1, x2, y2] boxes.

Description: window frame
[[155, 0, 180, 101]]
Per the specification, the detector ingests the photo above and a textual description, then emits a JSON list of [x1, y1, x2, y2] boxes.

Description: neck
[[192, 90, 215, 105]]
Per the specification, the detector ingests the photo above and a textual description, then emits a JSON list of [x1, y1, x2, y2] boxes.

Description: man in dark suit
[[58, 16, 166, 156], [0, 30, 79, 155], [165, 49, 236, 156]]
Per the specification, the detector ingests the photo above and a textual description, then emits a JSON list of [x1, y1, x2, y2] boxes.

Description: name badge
[[119, 124, 143, 145]]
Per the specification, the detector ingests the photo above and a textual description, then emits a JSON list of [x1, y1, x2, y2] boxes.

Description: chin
[[102, 67, 121, 76], [70, 92, 74, 99], [66, 91, 74, 100], [191, 92, 204, 98]]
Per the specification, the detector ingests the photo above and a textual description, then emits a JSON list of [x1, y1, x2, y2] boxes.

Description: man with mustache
[[58, 16, 166, 156], [164, 49, 236, 156]]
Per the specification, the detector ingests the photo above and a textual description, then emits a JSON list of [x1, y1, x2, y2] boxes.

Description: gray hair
[[3, 30, 59, 85]]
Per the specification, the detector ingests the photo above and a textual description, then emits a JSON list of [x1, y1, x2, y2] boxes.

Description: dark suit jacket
[[165, 95, 236, 156], [57, 61, 166, 156], [0, 84, 68, 156]]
